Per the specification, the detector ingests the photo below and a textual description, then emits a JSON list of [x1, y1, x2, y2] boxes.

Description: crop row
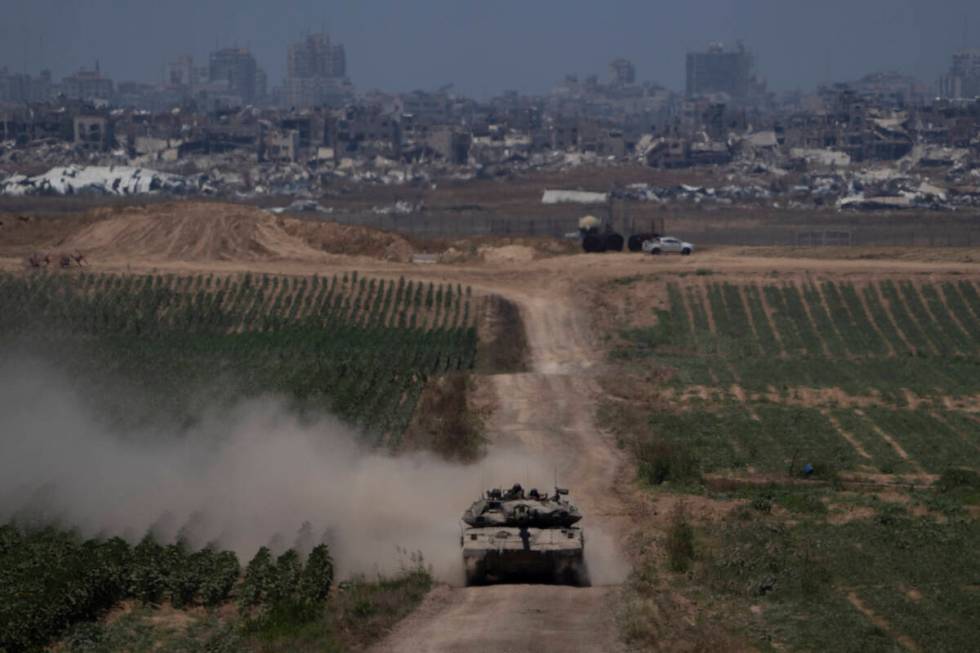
[[0, 272, 479, 438], [0, 271, 472, 336], [645, 404, 979, 476], [636, 279, 980, 397], [680, 279, 980, 359], [0, 522, 335, 652]]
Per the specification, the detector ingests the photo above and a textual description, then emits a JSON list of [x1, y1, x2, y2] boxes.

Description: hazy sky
[[1, 0, 978, 96]]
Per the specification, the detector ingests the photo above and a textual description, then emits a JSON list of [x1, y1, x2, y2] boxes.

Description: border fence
[[310, 210, 980, 248]]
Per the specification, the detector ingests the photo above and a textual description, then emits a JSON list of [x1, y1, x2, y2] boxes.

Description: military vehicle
[[460, 484, 588, 586], [577, 196, 666, 253]]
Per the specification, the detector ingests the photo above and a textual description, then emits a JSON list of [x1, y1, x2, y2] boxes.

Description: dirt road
[[370, 277, 629, 653]]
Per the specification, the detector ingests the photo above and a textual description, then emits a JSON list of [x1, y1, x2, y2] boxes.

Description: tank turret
[[461, 484, 582, 528]]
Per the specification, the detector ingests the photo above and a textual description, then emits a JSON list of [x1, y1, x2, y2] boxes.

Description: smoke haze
[[0, 356, 625, 585]]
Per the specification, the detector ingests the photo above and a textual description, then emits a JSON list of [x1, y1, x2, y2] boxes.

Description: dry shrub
[[475, 295, 529, 374], [666, 504, 695, 573], [636, 437, 700, 486], [402, 373, 485, 462]]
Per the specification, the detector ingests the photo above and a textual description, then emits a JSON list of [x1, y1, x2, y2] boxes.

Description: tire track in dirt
[[371, 279, 629, 653]]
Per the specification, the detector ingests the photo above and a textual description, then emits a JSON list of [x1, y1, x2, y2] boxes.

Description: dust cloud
[[583, 528, 630, 586], [0, 357, 592, 584]]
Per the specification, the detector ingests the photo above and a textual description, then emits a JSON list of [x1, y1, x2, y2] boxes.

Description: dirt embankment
[[1, 201, 585, 269], [3, 201, 420, 264]]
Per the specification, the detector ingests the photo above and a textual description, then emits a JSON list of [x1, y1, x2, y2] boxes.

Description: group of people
[[490, 484, 547, 502]]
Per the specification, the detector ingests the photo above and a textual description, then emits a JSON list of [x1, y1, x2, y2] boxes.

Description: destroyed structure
[[0, 46, 979, 211], [284, 33, 351, 108], [686, 41, 766, 103], [939, 50, 980, 100]]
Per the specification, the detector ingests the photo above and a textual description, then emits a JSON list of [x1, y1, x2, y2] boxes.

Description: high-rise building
[[938, 49, 980, 99], [288, 33, 346, 80], [167, 55, 195, 87], [609, 58, 636, 86], [284, 33, 350, 107], [62, 64, 114, 101], [0, 68, 52, 103], [255, 68, 268, 101], [685, 42, 755, 99], [209, 48, 258, 103]]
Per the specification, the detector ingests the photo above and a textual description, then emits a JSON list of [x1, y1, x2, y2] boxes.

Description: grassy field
[[602, 271, 980, 652], [702, 492, 980, 652]]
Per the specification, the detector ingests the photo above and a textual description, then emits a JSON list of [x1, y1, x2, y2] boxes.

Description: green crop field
[[0, 269, 472, 651], [0, 524, 251, 652], [612, 273, 980, 653], [0, 520, 385, 653], [704, 501, 980, 653], [627, 279, 980, 397], [0, 271, 478, 442], [619, 278, 980, 477]]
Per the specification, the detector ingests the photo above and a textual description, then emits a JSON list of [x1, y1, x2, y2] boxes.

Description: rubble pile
[[0, 165, 199, 196], [0, 140, 129, 172], [1, 77, 978, 211], [601, 146, 979, 211]]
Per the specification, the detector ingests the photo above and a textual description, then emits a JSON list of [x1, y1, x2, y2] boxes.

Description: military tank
[[460, 484, 588, 586]]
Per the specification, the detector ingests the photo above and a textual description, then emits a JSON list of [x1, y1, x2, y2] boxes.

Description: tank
[[460, 484, 589, 586], [578, 216, 624, 253]]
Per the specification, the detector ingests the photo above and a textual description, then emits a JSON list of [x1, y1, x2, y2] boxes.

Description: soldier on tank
[[503, 483, 524, 500]]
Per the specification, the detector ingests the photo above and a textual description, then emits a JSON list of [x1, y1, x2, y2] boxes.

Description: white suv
[[642, 236, 694, 256]]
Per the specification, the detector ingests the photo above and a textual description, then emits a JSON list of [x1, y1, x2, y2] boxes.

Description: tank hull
[[462, 526, 588, 586]]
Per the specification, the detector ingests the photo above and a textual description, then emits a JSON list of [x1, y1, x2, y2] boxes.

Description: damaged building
[[938, 49, 980, 100], [686, 42, 766, 102], [283, 33, 352, 108]]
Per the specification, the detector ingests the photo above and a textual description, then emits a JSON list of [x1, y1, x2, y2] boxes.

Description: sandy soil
[[1, 202, 419, 263]]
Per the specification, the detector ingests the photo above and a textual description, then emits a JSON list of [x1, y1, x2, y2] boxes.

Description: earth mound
[[56, 202, 417, 263]]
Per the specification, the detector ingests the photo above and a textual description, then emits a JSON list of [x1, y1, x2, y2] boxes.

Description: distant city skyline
[[1, 0, 979, 97]]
